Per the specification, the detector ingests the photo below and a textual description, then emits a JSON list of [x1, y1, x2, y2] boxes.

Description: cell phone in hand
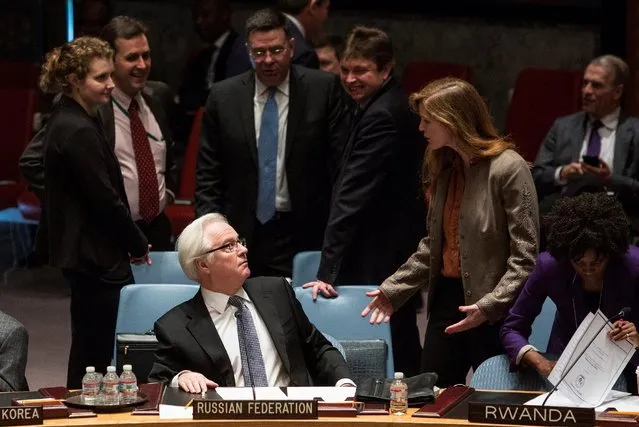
[[582, 155, 600, 167]]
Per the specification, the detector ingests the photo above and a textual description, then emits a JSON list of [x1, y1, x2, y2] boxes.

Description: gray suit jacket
[[532, 111, 639, 202], [0, 311, 28, 391]]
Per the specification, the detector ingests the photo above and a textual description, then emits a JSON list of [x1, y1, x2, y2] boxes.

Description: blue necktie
[[227, 296, 269, 387], [586, 120, 602, 157], [256, 88, 278, 224]]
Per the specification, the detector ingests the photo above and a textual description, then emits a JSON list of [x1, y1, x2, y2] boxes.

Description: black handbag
[[115, 333, 158, 382], [355, 372, 438, 407]]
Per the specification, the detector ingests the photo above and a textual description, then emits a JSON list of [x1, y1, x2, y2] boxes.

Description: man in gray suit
[[532, 55, 639, 232], [0, 311, 28, 391]]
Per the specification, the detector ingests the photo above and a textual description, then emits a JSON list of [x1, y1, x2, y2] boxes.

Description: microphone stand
[[236, 311, 257, 400], [542, 309, 627, 406]]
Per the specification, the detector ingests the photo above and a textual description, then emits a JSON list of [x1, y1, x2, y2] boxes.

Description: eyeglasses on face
[[249, 46, 288, 60], [200, 237, 247, 256]]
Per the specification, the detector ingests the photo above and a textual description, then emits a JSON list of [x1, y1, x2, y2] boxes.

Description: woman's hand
[[361, 290, 394, 324], [522, 350, 556, 377], [444, 304, 488, 334], [609, 320, 639, 347]]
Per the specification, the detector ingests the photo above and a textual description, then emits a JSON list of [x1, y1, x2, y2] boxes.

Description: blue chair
[[131, 251, 197, 285], [293, 286, 394, 377], [291, 251, 321, 287], [529, 297, 557, 352]]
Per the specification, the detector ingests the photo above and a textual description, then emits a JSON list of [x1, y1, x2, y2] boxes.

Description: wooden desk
[[38, 409, 519, 427]]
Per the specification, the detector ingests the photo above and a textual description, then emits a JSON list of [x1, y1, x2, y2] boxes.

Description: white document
[[286, 387, 356, 402], [596, 395, 639, 412], [526, 390, 630, 409], [546, 310, 635, 407], [159, 404, 193, 419], [216, 387, 288, 400]]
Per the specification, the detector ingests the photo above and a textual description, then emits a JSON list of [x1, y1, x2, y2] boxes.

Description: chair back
[[470, 354, 549, 391], [340, 340, 387, 385], [401, 61, 472, 95], [293, 286, 394, 376], [131, 251, 197, 285], [529, 297, 557, 352], [506, 67, 582, 162], [291, 251, 321, 287]]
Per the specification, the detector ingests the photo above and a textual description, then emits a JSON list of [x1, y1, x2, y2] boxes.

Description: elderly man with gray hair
[[148, 214, 353, 392]]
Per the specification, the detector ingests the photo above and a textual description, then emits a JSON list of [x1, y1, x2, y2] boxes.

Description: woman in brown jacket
[[362, 77, 540, 386]]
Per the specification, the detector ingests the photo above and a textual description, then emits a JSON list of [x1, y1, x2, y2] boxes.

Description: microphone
[[235, 310, 257, 400], [542, 307, 631, 406]]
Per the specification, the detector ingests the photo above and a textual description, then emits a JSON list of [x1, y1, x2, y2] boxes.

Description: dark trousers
[[248, 213, 297, 278], [64, 270, 132, 389], [421, 277, 503, 387], [390, 295, 423, 378], [135, 211, 173, 251]]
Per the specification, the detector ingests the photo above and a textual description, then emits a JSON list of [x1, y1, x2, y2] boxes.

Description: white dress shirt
[[554, 108, 621, 185], [254, 75, 291, 211], [206, 31, 231, 89], [111, 87, 169, 221], [171, 287, 354, 388]]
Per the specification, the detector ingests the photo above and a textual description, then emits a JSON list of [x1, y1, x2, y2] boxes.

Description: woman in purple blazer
[[501, 192, 639, 391]]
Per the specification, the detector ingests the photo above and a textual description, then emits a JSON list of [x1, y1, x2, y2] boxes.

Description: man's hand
[[559, 162, 584, 181], [444, 304, 487, 334], [301, 280, 338, 300], [361, 289, 394, 324], [178, 371, 218, 393], [581, 160, 612, 183], [130, 244, 152, 265], [523, 350, 556, 377]]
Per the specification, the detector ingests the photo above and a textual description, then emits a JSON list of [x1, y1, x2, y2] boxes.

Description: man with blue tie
[[195, 8, 350, 277], [532, 55, 639, 234]]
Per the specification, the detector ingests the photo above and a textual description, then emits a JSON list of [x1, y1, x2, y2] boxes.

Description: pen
[[184, 399, 194, 409]]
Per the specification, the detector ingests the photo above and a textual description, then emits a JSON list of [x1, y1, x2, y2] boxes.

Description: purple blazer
[[500, 246, 639, 370]]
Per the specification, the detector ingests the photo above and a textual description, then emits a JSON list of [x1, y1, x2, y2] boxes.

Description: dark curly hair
[[545, 192, 629, 262]]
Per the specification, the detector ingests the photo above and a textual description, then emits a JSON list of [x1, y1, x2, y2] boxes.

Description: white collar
[[255, 71, 290, 97], [591, 107, 621, 130], [213, 30, 230, 50], [283, 13, 306, 39], [111, 86, 143, 110], [201, 286, 250, 315]]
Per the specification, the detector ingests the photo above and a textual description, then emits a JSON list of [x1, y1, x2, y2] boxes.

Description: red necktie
[[128, 99, 159, 223]]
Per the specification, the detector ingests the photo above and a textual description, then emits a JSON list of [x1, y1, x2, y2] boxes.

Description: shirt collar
[[201, 286, 250, 315], [255, 71, 290, 98], [591, 107, 620, 130], [111, 86, 143, 111], [213, 30, 230, 50], [283, 13, 305, 39]]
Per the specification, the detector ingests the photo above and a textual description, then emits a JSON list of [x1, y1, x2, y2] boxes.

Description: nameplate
[[0, 406, 43, 425], [468, 403, 594, 427], [193, 400, 318, 420]]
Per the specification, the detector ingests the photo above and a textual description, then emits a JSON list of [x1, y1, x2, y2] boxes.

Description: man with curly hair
[[501, 192, 639, 393]]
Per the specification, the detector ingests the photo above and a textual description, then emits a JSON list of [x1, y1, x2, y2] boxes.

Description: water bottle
[[81, 366, 99, 404], [102, 366, 120, 405], [389, 372, 408, 416], [119, 364, 138, 403]]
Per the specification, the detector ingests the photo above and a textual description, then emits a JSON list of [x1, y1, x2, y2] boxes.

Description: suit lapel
[[285, 66, 304, 163], [241, 72, 258, 166], [244, 282, 291, 375], [568, 113, 588, 162], [142, 90, 170, 144], [613, 115, 633, 173], [185, 291, 236, 386]]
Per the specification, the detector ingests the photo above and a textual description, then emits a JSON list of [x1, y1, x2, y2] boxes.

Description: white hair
[[176, 213, 228, 281]]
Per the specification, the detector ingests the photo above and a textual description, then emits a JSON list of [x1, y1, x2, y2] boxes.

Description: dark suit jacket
[[19, 86, 177, 200], [42, 96, 148, 278], [285, 18, 319, 69], [0, 311, 28, 392], [532, 111, 639, 219], [148, 277, 350, 386], [317, 79, 426, 285], [194, 66, 350, 251], [501, 248, 639, 370]]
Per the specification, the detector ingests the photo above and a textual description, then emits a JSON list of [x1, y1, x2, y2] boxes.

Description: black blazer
[[194, 66, 350, 251], [19, 86, 177, 199], [285, 18, 319, 69], [148, 277, 350, 386], [317, 79, 426, 285], [532, 112, 639, 215], [42, 96, 148, 278]]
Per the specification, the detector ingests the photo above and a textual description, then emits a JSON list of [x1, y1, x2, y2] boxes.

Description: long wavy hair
[[409, 77, 514, 201]]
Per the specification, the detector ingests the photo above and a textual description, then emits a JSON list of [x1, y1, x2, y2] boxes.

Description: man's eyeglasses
[[249, 46, 288, 60], [200, 238, 247, 256]]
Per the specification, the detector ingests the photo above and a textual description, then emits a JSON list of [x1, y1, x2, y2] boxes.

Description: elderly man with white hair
[[148, 214, 353, 392]]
